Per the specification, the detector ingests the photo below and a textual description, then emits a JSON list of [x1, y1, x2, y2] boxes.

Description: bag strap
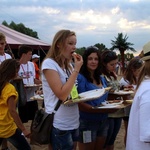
[[53, 99, 62, 114]]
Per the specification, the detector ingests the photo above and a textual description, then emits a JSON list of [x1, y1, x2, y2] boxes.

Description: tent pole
[[39, 45, 47, 55]]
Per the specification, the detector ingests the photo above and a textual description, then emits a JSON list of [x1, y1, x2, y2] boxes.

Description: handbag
[[30, 100, 62, 145], [10, 79, 27, 107]]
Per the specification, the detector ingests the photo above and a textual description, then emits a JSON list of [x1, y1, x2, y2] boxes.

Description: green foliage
[[76, 47, 86, 56], [110, 33, 136, 72], [2, 20, 39, 39], [2, 20, 8, 26], [76, 43, 109, 56], [94, 43, 108, 51], [111, 33, 135, 52]]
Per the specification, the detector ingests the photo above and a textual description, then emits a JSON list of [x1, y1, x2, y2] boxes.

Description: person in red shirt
[[31, 54, 41, 80]]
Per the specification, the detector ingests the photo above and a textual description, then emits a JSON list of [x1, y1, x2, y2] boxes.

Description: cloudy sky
[[1, 0, 150, 55]]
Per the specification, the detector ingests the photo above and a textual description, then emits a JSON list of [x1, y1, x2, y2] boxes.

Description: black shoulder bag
[[30, 100, 62, 145]]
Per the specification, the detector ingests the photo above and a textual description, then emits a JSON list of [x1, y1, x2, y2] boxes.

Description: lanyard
[[21, 63, 29, 84]]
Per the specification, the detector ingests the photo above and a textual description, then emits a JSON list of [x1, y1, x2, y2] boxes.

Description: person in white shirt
[[126, 41, 150, 150], [18, 45, 41, 123], [41, 30, 83, 150]]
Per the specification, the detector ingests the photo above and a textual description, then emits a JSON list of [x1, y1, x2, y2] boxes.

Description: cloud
[[1, 0, 150, 55], [111, 7, 120, 15]]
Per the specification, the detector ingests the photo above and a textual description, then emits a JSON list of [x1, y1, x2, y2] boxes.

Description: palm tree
[[110, 33, 136, 73]]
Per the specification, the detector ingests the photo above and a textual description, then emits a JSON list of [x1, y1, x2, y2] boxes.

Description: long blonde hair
[[136, 59, 150, 89], [46, 30, 76, 70]]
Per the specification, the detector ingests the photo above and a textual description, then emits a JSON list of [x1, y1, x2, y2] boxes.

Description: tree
[[94, 43, 108, 51], [110, 33, 136, 72], [2, 20, 39, 39], [76, 47, 86, 56]]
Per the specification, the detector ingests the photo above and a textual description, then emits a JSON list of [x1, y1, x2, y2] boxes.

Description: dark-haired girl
[[77, 47, 115, 150], [119, 57, 143, 145], [0, 59, 31, 150], [101, 50, 123, 150]]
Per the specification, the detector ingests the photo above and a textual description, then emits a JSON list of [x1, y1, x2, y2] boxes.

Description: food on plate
[[123, 85, 134, 91], [101, 100, 123, 106], [108, 100, 122, 104], [125, 100, 133, 104], [105, 87, 112, 91], [123, 87, 134, 91]]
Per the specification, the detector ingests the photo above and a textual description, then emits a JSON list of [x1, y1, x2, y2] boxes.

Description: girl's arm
[[7, 96, 30, 138], [78, 102, 117, 113], [43, 55, 83, 101]]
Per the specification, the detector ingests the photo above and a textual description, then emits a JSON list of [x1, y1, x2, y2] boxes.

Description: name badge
[[70, 85, 79, 100]]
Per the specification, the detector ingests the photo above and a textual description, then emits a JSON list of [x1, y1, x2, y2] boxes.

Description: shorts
[[51, 127, 79, 150], [124, 105, 131, 117], [78, 119, 109, 143]]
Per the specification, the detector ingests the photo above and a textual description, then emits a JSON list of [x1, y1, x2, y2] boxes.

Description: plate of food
[[101, 100, 123, 106], [125, 100, 133, 104], [93, 100, 131, 109], [30, 94, 44, 100], [105, 87, 112, 91], [24, 84, 42, 88], [95, 105, 120, 109], [113, 90, 134, 95], [64, 88, 105, 105]]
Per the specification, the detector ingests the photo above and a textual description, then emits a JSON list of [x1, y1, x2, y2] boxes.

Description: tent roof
[[0, 24, 50, 50]]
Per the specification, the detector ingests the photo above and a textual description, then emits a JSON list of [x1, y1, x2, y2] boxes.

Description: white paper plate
[[96, 105, 119, 109], [30, 95, 44, 100], [64, 88, 105, 105], [113, 90, 134, 95], [101, 100, 123, 106], [93, 103, 131, 109], [24, 84, 42, 88]]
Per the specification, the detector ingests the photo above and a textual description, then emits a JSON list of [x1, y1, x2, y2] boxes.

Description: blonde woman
[[41, 30, 83, 150]]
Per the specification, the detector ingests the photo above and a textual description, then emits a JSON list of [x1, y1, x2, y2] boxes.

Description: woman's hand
[[72, 53, 83, 72], [22, 129, 31, 138]]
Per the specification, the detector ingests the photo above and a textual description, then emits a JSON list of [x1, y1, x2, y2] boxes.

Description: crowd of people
[[0, 30, 150, 150]]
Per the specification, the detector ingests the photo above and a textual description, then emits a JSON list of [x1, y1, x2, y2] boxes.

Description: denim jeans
[[105, 118, 122, 146], [2, 129, 31, 150], [51, 127, 79, 150]]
